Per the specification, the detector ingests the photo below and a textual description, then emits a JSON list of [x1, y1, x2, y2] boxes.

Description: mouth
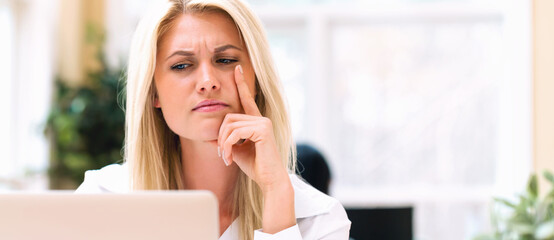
[[192, 99, 229, 112]]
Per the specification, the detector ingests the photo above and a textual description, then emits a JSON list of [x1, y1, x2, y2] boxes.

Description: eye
[[216, 58, 238, 64], [171, 63, 190, 71]]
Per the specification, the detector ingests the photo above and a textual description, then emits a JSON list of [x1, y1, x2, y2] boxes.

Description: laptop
[[0, 191, 219, 240]]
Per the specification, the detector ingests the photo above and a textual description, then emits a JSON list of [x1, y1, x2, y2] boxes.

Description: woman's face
[[154, 12, 257, 142]]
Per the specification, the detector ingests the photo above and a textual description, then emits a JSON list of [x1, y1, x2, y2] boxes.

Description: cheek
[[158, 93, 190, 133], [155, 73, 195, 105], [155, 78, 195, 133]]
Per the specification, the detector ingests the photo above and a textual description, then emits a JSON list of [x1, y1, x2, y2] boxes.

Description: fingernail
[[217, 146, 221, 157], [222, 150, 229, 166], [238, 65, 243, 74]]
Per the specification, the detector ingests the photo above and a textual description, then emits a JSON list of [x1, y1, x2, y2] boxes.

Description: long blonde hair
[[123, 0, 296, 239]]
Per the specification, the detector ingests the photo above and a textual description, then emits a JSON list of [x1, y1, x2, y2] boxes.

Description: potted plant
[[474, 171, 554, 240]]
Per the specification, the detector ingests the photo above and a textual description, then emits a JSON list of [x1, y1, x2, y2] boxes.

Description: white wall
[[0, 0, 58, 190]]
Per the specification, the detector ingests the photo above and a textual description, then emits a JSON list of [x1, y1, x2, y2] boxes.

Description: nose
[[195, 63, 220, 94]]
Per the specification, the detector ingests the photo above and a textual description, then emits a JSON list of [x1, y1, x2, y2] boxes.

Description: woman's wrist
[[261, 173, 296, 234], [259, 170, 291, 194]]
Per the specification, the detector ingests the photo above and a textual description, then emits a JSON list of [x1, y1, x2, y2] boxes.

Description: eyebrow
[[165, 44, 242, 61], [165, 50, 194, 60], [214, 44, 242, 53]]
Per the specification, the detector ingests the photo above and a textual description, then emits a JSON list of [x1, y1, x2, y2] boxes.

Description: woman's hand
[[218, 65, 296, 234], [217, 65, 288, 192]]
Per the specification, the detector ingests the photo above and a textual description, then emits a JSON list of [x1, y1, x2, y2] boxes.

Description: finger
[[221, 113, 262, 126], [223, 126, 255, 166], [218, 113, 260, 148], [235, 65, 261, 116], [219, 120, 255, 153]]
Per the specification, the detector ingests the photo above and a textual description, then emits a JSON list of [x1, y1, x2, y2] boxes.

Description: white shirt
[[75, 164, 351, 240]]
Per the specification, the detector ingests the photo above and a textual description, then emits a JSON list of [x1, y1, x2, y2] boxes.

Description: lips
[[192, 99, 229, 112]]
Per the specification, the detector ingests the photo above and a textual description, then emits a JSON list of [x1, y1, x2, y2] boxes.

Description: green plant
[[474, 171, 554, 240], [45, 58, 126, 189], [45, 22, 126, 189]]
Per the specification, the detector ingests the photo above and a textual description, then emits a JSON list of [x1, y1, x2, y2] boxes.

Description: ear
[[154, 96, 161, 108]]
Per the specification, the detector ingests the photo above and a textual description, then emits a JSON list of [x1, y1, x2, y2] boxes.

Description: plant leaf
[[509, 221, 535, 235], [495, 197, 517, 209], [545, 171, 554, 185], [528, 174, 538, 200], [548, 189, 554, 200]]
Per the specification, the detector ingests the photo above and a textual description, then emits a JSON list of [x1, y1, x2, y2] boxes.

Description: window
[[0, 2, 15, 188], [251, 1, 531, 239], [1, 0, 57, 190]]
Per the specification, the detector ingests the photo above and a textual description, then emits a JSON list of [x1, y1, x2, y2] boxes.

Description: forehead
[[158, 12, 243, 53]]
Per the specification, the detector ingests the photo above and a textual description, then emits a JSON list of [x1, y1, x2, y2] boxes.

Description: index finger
[[235, 65, 261, 116]]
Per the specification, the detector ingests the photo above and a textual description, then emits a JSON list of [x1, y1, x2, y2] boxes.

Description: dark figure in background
[[296, 144, 413, 240], [296, 143, 331, 195]]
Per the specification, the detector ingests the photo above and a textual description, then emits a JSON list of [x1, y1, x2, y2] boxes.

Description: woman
[[76, 0, 351, 239]]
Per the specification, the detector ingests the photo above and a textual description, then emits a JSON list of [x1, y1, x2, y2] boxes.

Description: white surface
[[0, 0, 57, 190], [0, 191, 219, 240]]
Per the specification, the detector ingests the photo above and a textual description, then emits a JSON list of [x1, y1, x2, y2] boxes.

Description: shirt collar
[[290, 174, 335, 219]]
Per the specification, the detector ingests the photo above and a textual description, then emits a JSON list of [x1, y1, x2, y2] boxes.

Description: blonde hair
[[123, 0, 296, 239]]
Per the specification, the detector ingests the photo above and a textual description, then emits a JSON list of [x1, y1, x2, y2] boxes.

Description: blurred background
[[1, 0, 553, 239]]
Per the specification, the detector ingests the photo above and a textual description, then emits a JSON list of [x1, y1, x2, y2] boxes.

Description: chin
[[191, 119, 223, 141], [198, 130, 219, 141], [170, 115, 226, 142], [176, 128, 219, 143]]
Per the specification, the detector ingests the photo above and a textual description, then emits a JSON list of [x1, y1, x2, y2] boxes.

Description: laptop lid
[[0, 191, 219, 240]]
